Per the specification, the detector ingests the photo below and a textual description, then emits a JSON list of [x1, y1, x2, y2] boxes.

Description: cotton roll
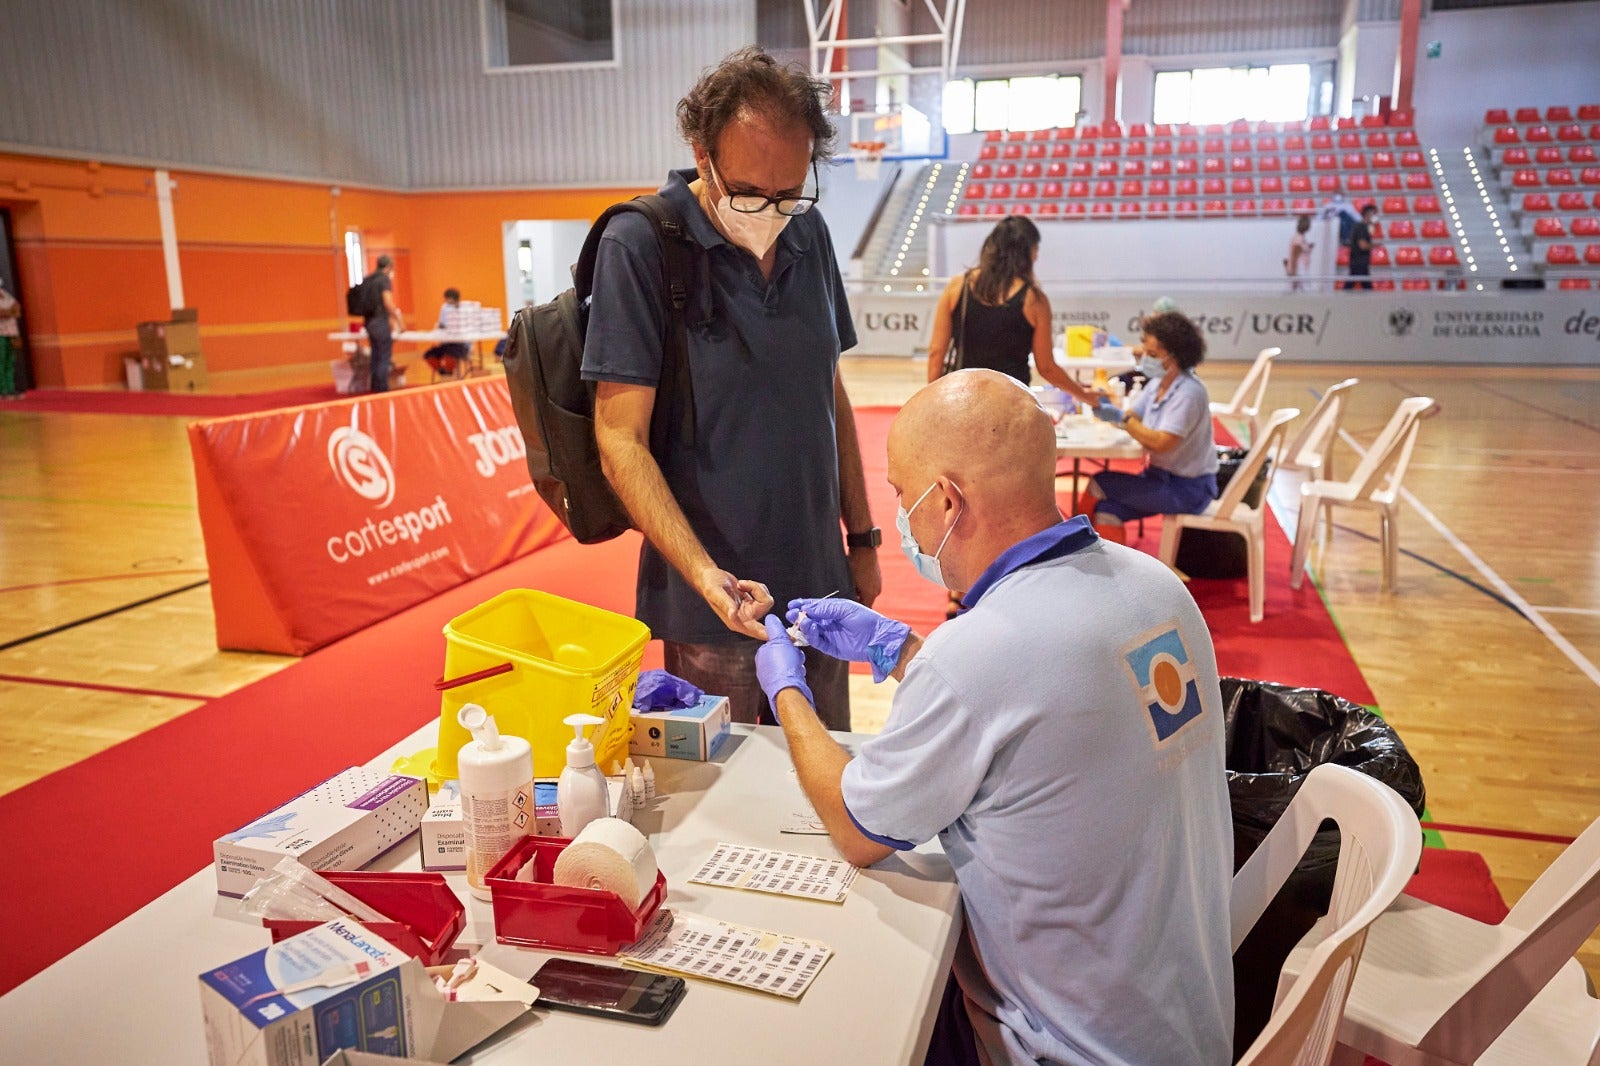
[[552, 817, 658, 911]]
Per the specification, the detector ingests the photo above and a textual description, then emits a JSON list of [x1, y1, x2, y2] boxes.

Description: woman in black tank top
[[926, 216, 1099, 409]]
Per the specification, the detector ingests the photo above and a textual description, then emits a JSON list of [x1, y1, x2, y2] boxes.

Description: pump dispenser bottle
[[558, 713, 610, 838], [456, 703, 534, 901]]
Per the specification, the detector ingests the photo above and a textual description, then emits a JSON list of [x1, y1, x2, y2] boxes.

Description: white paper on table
[[619, 909, 833, 1000], [690, 842, 857, 903]]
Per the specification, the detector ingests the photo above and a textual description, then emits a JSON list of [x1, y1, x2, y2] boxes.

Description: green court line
[[1513, 576, 1555, 584], [0, 493, 191, 511]]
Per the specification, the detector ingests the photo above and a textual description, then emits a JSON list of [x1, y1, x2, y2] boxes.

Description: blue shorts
[[1092, 467, 1217, 522]]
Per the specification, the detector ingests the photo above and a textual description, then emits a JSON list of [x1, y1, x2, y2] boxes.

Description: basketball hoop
[[850, 140, 887, 182]]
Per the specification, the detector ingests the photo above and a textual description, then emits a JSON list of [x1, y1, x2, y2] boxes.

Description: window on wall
[[1152, 64, 1315, 125], [943, 74, 1082, 135], [483, 0, 617, 70]]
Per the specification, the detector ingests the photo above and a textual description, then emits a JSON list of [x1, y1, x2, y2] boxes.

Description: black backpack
[[345, 274, 377, 318], [502, 195, 698, 544]]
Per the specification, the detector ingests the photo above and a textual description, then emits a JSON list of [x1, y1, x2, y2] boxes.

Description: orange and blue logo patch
[[1121, 624, 1205, 745]]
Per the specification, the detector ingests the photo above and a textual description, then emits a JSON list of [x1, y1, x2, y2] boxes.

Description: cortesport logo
[[1385, 308, 1416, 337], [327, 426, 395, 507]]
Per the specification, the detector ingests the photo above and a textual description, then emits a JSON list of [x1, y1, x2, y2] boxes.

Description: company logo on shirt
[[327, 426, 395, 507], [1121, 624, 1205, 746]]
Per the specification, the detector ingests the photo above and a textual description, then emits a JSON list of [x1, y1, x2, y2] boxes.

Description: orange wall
[[0, 150, 648, 388]]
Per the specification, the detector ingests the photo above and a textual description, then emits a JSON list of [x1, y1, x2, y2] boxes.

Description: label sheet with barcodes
[[619, 909, 832, 999], [689, 842, 857, 903]]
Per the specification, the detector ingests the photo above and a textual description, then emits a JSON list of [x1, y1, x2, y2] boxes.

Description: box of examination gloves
[[629, 694, 731, 761], [419, 781, 466, 873], [201, 920, 533, 1066], [216, 767, 428, 897]]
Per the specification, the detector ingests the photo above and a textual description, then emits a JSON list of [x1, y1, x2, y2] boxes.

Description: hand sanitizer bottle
[[558, 713, 610, 838], [456, 703, 534, 901]]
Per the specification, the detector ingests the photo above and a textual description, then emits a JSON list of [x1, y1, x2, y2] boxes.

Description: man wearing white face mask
[[583, 48, 879, 730], [755, 370, 1234, 1066]]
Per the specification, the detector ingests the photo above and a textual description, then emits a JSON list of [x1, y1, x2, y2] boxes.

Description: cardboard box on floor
[[130, 307, 207, 391]]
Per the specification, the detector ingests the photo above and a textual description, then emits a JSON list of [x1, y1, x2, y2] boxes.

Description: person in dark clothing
[[363, 255, 405, 391], [926, 216, 1096, 407], [1344, 204, 1378, 292]]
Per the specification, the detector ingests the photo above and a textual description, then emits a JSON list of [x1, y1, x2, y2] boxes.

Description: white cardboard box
[[200, 920, 531, 1066], [629, 694, 732, 761], [214, 768, 428, 896], [419, 781, 465, 873]]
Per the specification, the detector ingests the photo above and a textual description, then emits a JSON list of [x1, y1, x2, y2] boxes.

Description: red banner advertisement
[[189, 378, 568, 654]]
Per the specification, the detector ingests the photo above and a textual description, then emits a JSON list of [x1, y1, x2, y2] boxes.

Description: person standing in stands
[[1344, 204, 1378, 292], [1284, 214, 1315, 291], [364, 255, 405, 392], [925, 215, 1098, 406], [0, 276, 21, 397], [583, 48, 879, 730]]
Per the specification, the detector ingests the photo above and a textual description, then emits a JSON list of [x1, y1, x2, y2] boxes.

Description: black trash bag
[[1174, 447, 1272, 579], [1223, 676, 1426, 1059]]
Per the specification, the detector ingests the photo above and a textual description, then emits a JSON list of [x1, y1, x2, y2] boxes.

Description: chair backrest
[[1419, 813, 1600, 1059], [1214, 408, 1299, 521], [1282, 378, 1358, 475], [1232, 764, 1422, 1066], [1221, 346, 1282, 415], [1343, 396, 1433, 504]]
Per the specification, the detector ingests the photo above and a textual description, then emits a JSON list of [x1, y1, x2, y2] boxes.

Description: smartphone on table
[[530, 958, 687, 1027]]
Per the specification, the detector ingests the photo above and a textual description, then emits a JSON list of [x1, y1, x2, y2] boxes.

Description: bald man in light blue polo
[[756, 370, 1234, 1066]]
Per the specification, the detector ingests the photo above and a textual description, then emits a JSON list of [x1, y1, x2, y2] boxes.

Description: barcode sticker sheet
[[689, 842, 858, 903], [620, 909, 832, 1000]]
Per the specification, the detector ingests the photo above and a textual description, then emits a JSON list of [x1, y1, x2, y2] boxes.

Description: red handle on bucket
[[434, 661, 515, 691]]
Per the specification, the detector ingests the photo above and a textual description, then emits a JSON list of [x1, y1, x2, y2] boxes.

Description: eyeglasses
[[711, 158, 820, 217]]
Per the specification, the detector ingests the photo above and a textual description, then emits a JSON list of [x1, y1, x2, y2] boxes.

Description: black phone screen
[[532, 959, 687, 1026]]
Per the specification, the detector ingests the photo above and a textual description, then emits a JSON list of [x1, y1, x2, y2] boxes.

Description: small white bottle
[[641, 761, 657, 804], [456, 703, 534, 902], [558, 713, 610, 838]]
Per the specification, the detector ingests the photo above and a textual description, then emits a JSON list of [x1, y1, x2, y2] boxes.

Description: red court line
[[0, 570, 209, 595], [1421, 820, 1578, 846], [0, 673, 213, 703]]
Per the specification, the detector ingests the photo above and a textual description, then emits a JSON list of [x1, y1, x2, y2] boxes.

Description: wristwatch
[[845, 527, 882, 550]]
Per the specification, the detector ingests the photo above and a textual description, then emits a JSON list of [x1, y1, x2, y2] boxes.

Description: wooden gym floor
[[1, 355, 1596, 979]]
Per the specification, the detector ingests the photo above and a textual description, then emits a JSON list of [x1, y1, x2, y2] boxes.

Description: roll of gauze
[[552, 817, 658, 911]]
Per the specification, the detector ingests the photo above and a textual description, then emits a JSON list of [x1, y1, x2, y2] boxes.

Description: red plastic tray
[[263, 870, 466, 966], [486, 835, 667, 956]]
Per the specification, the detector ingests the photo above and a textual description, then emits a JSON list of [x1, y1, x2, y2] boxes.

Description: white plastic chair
[[1280, 378, 1359, 483], [1290, 396, 1433, 594], [1211, 346, 1281, 446], [1278, 813, 1600, 1066], [1232, 763, 1424, 1066], [1159, 407, 1299, 623]]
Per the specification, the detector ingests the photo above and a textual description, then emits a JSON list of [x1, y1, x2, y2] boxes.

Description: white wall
[[1411, 2, 1600, 148]]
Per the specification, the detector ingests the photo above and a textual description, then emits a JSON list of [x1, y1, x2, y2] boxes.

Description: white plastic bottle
[[558, 713, 610, 838], [456, 703, 534, 902]]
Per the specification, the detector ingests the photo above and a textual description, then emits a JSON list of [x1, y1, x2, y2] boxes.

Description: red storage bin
[[487, 835, 667, 956], [264, 871, 466, 966]]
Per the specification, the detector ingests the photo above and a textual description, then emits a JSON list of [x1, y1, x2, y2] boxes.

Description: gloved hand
[[1092, 399, 1126, 425], [786, 597, 910, 684], [755, 615, 813, 715]]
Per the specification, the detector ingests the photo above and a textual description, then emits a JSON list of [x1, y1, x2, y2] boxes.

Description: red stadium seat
[[1502, 147, 1530, 165], [1428, 245, 1459, 266], [1151, 139, 1173, 156], [1202, 156, 1225, 174], [1387, 219, 1417, 238], [1579, 245, 1600, 265], [1151, 124, 1173, 137], [1394, 246, 1424, 266], [1026, 144, 1047, 159], [1348, 174, 1372, 191], [1512, 169, 1542, 187], [1261, 175, 1284, 193], [1049, 143, 1071, 159], [1573, 147, 1598, 164], [1149, 159, 1172, 176], [1176, 178, 1199, 196], [1177, 138, 1199, 154], [1094, 179, 1116, 197], [1174, 200, 1198, 217], [1365, 132, 1391, 148], [1484, 108, 1510, 125], [1258, 134, 1280, 152], [1374, 279, 1397, 290], [1371, 150, 1396, 168], [1545, 244, 1579, 265], [1016, 181, 1038, 198], [1521, 193, 1553, 211], [1069, 161, 1091, 178], [1147, 178, 1171, 195], [1261, 198, 1287, 215], [1414, 195, 1441, 213], [1317, 175, 1342, 192], [1558, 277, 1593, 290], [1515, 107, 1542, 123], [1573, 217, 1600, 236], [1037, 202, 1061, 216], [1337, 245, 1352, 267], [1063, 202, 1086, 217], [1230, 155, 1253, 173], [1288, 175, 1313, 193], [971, 163, 993, 179], [1121, 179, 1144, 197], [1371, 246, 1391, 266], [1074, 142, 1096, 158], [1127, 123, 1150, 138], [1002, 144, 1023, 159], [1146, 200, 1171, 217], [1231, 199, 1257, 216], [1012, 203, 1034, 215], [1203, 199, 1227, 216], [978, 144, 998, 160], [1202, 177, 1225, 195], [983, 203, 1007, 216], [1581, 105, 1600, 121], [1118, 201, 1142, 217], [1203, 137, 1225, 154], [1547, 106, 1573, 122], [1361, 114, 1385, 129], [1030, 129, 1051, 141], [1383, 196, 1410, 214], [996, 163, 1018, 179], [1175, 158, 1198, 175], [984, 130, 1004, 142], [1041, 180, 1064, 198], [1125, 140, 1147, 157], [957, 204, 978, 216], [1401, 278, 1432, 291], [1286, 154, 1310, 171], [1309, 116, 1331, 131], [1258, 156, 1282, 175], [1230, 119, 1251, 133], [1123, 159, 1146, 176], [1399, 150, 1425, 168], [1558, 192, 1590, 210], [1068, 180, 1089, 197], [1549, 168, 1576, 186], [1336, 117, 1358, 130], [1526, 125, 1553, 143], [1103, 121, 1123, 138], [1343, 152, 1366, 169], [964, 182, 987, 200], [1046, 161, 1067, 178], [1368, 221, 1385, 239], [1100, 140, 1122, 157], [1230, 177, 1254, 195], [1090, 201, 1113, 216], [990, 182, 1012, 198], [1096, 160, 1119, 176], [1420, 219, 1448, 239], [1493, 126, 1520, 144], [1230, 136, 1252, 153], [1283, 133, 1307, 150], [1311, 133, 1334, 150], [1534, 217, 1567, 237], [1536, 146, 1564, 164], [1405, 172, 1432, 190], [1314, 153, 1338, 170], [1290, 197, 1316, 211], [1339, 132, 1361, 149], [1054, 126, 1075, 140], [1395, 129, 1419, 147], [1557, 124, 1584, 142], [1377, 172, 1402, 190]]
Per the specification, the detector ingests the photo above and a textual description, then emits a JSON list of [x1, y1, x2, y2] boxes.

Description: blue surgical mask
[[1138, 354, 1165, 379], [896, 481, 963, 588]]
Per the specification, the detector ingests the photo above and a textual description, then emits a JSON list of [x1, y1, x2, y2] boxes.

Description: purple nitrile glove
[[786, 598, 910, 684], [755, 615, 813, 715], [1092, 399, 1126, 425], [632, 669, 704, 712]]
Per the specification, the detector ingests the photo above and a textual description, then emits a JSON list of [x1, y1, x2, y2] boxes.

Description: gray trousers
[[663, 639, 852, 732]]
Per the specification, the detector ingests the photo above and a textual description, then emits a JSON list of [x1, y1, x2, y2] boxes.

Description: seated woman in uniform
[[1077, 310, 1218, 545]]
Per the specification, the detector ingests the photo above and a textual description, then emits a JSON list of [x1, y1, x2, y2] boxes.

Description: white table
[[328, 329, 507, 380], [1051, 346, 1137, 375], [1055, 417, 1144, 494], [0, 724, 961, 1065]]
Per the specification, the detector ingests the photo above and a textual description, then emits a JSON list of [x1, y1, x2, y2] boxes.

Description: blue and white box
[[214, 767, 428, 896], [629, 694, 732, 761]]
